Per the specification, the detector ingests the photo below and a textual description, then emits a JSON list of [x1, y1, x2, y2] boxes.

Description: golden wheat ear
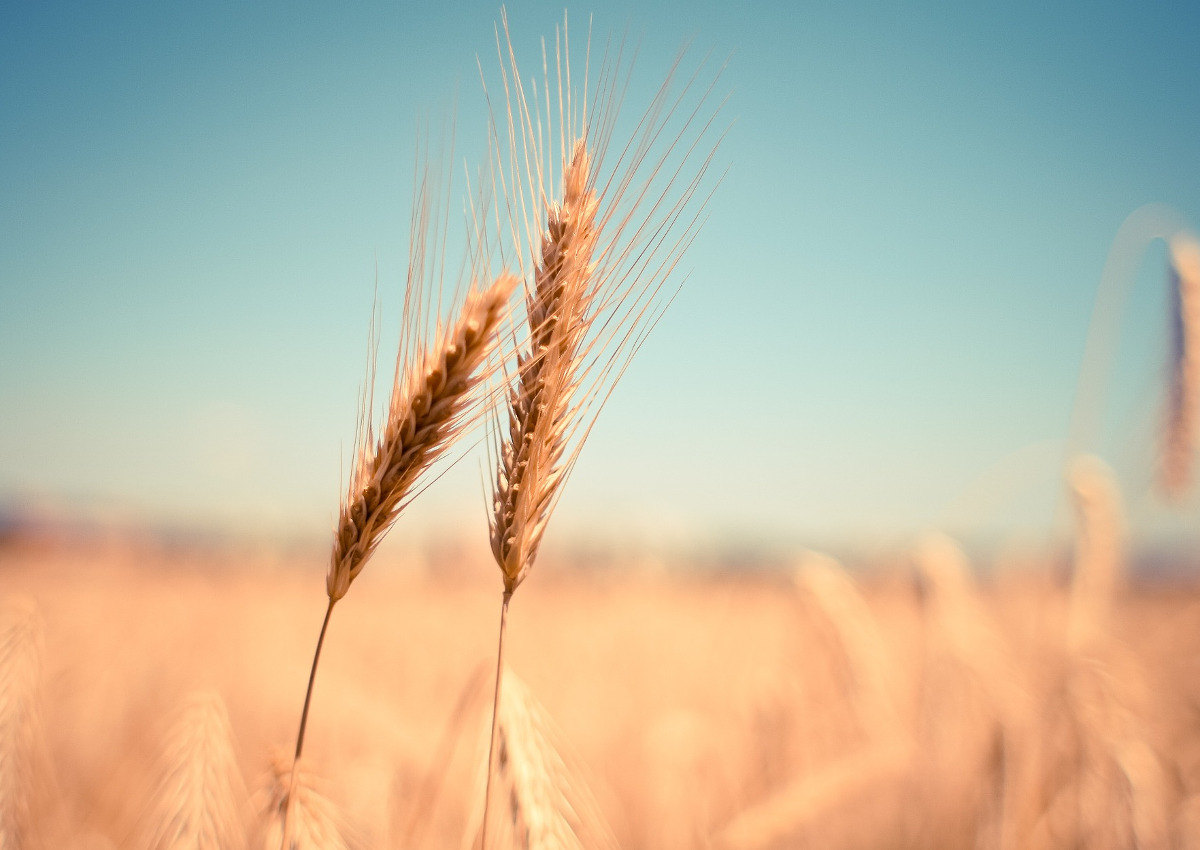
[[480, 11, 728, 596], [282, 269, 516, 848], [134, 692, 245, 850], [469, 669, 617, 850], [1164, 234, 1200, 499], [329, 271, 518, 603], [0, 597, 45, 850]]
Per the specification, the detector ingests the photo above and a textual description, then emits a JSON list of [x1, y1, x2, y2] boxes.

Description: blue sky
[[3, 1, 1200, 556]]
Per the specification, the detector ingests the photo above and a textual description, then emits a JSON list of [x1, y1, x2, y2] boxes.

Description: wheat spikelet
[[257, 756, 351, 850], [135, 692, 245, 850], [1164, 233, 1200, 499], [1066, 455, 1124, 652], [329, 271, 517, 602], [792, 552, 899, 741], [0, 598, 44, 850], [288, 181, 517, 846]]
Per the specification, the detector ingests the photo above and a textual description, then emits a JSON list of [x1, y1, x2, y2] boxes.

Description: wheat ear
[[482, 140, 597, 850], [284, 272, 515, 850], [136, 692, 246, 850], [1164, 234, 1200, 499], [489, 140, 598, 595]]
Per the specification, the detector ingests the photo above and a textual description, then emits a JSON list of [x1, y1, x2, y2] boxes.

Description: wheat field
[[1, 536, 1199, 849]]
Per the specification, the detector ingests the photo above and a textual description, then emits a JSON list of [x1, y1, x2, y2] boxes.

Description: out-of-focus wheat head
[[793, 552, 900, 742], [0, 598, 45, 850], [466, 669, 616, 850], [256, 756, 351, 850], [328, 270, 517, 602], [481, 10, 725, 593], [1026, 648, 1173, 850], [1066, 455, 1124, 653], [911, 534, 1030, 850], [1164, 233, 1200, 499], [135, 692, 246, 850]]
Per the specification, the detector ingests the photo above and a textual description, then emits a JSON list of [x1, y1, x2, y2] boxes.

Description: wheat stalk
[[477, 14, 724, 847], [483, 140, 599, 850], [1164, 234, 1200, 499], [488, 140, 599, 596], [136, 692, 245, 850], [327, 272, 517, 603], [282, 270, 514, 850]]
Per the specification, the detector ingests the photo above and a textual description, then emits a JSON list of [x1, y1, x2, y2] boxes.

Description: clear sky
[[3, 1, 1200, 557]]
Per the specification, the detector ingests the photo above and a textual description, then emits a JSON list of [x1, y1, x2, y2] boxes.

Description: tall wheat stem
[[282, 597, 335, 850], [481, 589, 513, 850], [294, 599, 336, 764]]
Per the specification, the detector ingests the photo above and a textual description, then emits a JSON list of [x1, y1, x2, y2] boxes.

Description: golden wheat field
[[2, 533, 1200, 850]]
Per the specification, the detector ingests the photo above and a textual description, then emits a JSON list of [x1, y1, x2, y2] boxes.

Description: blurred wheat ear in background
[[1164, 234, 1200, 499], [470, 670, 616, 850], [258, 756, 353, 850], [135, 692, 245, 850]]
